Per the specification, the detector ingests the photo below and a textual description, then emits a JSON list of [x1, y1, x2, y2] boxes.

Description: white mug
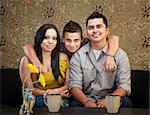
[[106, 95, 122, 113], [44, 94, 62, 112]]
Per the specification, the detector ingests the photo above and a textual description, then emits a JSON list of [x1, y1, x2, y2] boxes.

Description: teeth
[[92, 32, 101, 37]]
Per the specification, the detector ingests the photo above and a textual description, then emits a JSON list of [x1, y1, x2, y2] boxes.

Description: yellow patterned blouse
[[31, 58, 69, 90]]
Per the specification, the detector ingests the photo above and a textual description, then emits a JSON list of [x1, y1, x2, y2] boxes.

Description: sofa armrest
[[0, 69, 22, 107], [130, 70, 149, 108]]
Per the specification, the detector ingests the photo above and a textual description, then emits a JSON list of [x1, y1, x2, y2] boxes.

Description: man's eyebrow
[[66, 38, 71, 40], [74, 39, 80, 40], [87, 25, 94, 28], [88, 25, 93, 27]]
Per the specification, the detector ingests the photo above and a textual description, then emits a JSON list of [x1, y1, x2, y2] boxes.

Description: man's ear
[[81, 38, 83, 42], [106, 27, 109, 33], [106, 28, 110, 36], [61, 37, 65, 43], [106, 28, 110, 39]]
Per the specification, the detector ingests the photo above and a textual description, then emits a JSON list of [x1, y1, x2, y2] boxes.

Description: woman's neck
[[42, 51, 51, 69]]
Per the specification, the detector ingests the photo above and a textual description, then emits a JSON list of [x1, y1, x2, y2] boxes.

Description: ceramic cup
[[106, 95, 122, 113], [44, 94, 62, 112]]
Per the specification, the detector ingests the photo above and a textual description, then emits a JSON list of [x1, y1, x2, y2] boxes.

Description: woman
[[19, 23, 69, 107]]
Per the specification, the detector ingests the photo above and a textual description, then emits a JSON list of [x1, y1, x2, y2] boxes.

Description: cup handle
[[43, 96, 48, 107], [60, 99, 65, 107], [120, 98, 122, 106], [61, 99, 69, 107]]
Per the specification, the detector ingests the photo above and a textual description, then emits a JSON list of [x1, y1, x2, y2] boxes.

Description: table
[[1, 105, 149, 115], [36, 107, 149, 115]]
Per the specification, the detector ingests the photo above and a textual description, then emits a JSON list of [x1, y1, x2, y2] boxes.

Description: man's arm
[[70, 87, 97, 107], [23, 43, 46, 73], [19, 56, 46, 96], [107, 35, 119, 57], [111, 87, 127, 96], [105, 35, 119, 72], [97, 49, 131, 108], [69, 54, 97, 107], [114, 50, 131, 96], [97, 87, 127, 108]]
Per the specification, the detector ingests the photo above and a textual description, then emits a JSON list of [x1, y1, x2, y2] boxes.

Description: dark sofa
[[0, 69, 149, 108], [0, 69, 22, 107], [129, 70, 149, 108]]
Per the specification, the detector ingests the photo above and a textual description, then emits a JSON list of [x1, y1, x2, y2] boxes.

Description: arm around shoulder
[[23, 43, 46, 73], [19, 56, 33, 87], [108, 35, 119, 56]]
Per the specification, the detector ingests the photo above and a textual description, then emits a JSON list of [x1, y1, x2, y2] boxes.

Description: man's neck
[[90, 38, 106, 50]]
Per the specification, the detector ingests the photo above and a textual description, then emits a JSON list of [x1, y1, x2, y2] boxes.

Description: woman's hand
[[43, 89, 53, 97], [52, 89, 70, 98], [44, 89, 70, 98], [60, 89, 70, 98]]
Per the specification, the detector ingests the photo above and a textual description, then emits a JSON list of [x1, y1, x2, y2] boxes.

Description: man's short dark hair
[[86, 11, 108, 28], [63, 20, 83, 39]]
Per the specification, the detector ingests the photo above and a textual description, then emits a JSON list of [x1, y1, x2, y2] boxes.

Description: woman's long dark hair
[[34, 23, 62, 81]]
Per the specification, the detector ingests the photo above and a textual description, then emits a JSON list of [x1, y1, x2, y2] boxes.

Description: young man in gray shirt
[[68, 11, 132, 108]]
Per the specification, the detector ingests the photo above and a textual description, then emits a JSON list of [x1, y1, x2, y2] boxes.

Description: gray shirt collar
[[82, 42, 109, 55]]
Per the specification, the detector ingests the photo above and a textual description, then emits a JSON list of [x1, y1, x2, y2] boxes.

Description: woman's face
[[40, 28, 57, 52]]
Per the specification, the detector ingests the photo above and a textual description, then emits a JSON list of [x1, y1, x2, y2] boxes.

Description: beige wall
[[0, 0, 149, 70]]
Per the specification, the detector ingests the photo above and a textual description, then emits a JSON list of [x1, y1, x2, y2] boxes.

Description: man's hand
[[34, 62, 47, 73], [104, 56, 117, 72], [97, 98, 107, 108], [84, 100, 97, 108]]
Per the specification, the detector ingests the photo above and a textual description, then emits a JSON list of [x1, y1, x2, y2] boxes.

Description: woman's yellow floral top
[[31, 58, 69, 90]]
